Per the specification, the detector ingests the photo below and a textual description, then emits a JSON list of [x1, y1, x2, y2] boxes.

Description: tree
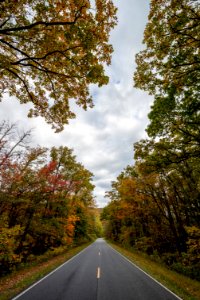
[[134, 138, 200, 227], [134, 0, 200, 96], [0, 0, 117, 131], [0, 121, 31, 168], [134, 0, 200, 148], [133, 0, 200, 257]]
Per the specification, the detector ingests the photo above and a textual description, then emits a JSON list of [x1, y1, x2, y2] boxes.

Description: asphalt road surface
[[13, 238, 181, 300]]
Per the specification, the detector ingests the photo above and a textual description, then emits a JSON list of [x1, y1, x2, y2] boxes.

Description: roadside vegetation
[[0, 121, 103, 277]]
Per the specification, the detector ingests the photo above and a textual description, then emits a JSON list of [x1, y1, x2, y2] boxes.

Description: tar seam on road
[[108, 244, 183, 300], [11, 243, 94, 300]]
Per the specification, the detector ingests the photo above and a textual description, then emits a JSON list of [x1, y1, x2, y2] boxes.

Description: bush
[[0, 225, 22, 275], [171, 262, 200, 281]]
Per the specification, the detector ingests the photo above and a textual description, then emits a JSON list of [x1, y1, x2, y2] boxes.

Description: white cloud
[[0, 0, 152, 207]]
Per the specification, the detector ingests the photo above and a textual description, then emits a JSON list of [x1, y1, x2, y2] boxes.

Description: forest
[[102, 0, 200, 280], [0, 121, 102, 275]]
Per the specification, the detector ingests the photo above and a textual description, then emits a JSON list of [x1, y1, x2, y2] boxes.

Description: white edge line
[[12, 243, 94, 300], [108, 244, 183, 300]]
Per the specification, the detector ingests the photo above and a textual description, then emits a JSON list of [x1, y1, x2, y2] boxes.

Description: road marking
[[98, 251, 101, 256], [109, 245, 182, 300], [12, 243, 94, 300], [97, 267, 101, 279]]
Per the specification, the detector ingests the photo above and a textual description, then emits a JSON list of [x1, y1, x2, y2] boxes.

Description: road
[[13, 238, 181, 300]]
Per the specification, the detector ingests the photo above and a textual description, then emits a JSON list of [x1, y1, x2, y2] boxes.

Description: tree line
[[102, 0, 200, 280], [0, 121, 102, 275]]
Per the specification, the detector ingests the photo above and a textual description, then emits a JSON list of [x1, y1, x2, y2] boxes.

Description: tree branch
[[12, 45, 82, 64], [0, 5, 87, 34], [5, 67, 34, 102], [0, 17, 11, 28], [1, 39, 84, 78]]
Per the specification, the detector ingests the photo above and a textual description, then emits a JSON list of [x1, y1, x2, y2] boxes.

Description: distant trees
[[0, 0, 117, 131], [103, 0, 200, 280], [0, 121, 100, 275]]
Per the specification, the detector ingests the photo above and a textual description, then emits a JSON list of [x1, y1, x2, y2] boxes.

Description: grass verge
[[108, 241, 200, 300], [0, 242, 91, 300]]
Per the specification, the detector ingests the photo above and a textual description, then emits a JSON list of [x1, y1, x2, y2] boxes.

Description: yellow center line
[[97, 267, 101, 279]]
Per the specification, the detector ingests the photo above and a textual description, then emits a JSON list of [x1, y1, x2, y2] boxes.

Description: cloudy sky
[[0, 0, 153, 207]]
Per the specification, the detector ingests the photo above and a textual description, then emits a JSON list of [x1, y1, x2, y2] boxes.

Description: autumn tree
[[0, 0, 117, 131], [134, 0, 200, 152], [134, 0, 199, 96], [0, 121, 32, 168], [50, 146, 95, 243], [104, 158, 200, 278], [133, 0, 200, 257], [0, 122, 99, 274], [103, 166, 152, 248]]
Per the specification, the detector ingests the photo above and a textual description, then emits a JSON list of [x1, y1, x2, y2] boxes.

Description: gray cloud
[[0, 1, 152, 207]]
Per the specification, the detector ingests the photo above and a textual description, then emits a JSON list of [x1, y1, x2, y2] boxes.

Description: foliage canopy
[[134, 0, 200, 142], [0, 0, 117, 131]]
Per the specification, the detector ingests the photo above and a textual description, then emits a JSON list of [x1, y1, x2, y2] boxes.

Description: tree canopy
[[134, 0, 200, 96], [134, 0, 200, 142], [0, 0, 117, 131]]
